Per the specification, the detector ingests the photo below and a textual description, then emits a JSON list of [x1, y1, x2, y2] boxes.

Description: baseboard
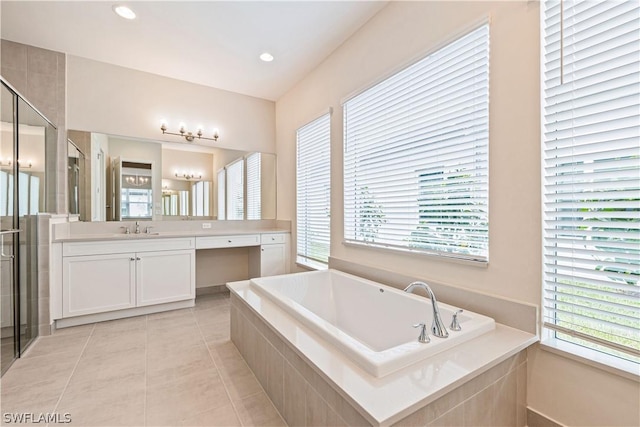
[[196, 284, 230, 296], [527, 408, 564, 427]]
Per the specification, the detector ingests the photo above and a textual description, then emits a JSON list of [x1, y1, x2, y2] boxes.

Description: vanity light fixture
[[0, 159, 32, 168], [125, 175, 149, 187], [175, 172, 203, 181], [113, 5, 136, 20], [161, 121, 219, 143]]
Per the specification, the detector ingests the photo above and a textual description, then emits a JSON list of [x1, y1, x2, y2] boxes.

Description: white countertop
[[227, 279, 538, 426], [54, 228, 290, 243]]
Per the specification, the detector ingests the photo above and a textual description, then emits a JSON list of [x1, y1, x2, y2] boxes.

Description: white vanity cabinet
[[136, 249, 195, 306], [259, 233, 288, 277], [61, 238, 195, 318]]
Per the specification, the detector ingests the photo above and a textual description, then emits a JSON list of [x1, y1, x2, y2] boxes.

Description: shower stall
[[1, 79, 56, 375]]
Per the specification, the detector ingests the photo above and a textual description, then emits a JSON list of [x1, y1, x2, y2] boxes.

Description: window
[[296, 113, 331, 266], [226, 159, 244, 220], [246, 152, 262, 220], [191, 181, 210, 216], [343, 24, 490, 262], [217, 168, 226, 220], [542, 0, 639, 364]]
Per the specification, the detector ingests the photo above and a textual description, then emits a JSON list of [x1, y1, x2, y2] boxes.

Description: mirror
[[67, 130, 276, 221], [67, 139, 85, 218]]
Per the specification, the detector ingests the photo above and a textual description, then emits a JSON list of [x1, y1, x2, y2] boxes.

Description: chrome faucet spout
[[404, 281, 449, 338]]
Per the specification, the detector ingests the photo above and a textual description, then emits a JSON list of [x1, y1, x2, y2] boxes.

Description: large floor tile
[[92, 315, 147, 334], [145, 369, 232, 426], [194, 305, 230, 325], [21, 332, 89, 359], [82, 328, 146, 357], [235, 392, 287, 427], [57, 374, 146, 426], [0, 294, 288, 427], [0, 351, 78, 390], [146, 342, 216, 387], [68, 347, 146, 385], [193, 293, 230, 311], [0, 377, 64, 415], [199, 319, 231, 344], [179, 404, 242, 427]]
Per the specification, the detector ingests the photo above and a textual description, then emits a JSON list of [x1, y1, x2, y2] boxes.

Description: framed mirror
[[67, 130, 276, 222]]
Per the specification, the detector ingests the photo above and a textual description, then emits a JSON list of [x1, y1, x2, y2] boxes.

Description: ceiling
[[1, 1, 387, 101]]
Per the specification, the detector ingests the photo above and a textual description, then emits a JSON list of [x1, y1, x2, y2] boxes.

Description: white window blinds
[[246, 152, 262, 220], [343, 24, 490, 262], [226, 159, 244, 220], [217, 169, 226, 220], [297, 113, 331, 265], [542, 0, 640, 362]]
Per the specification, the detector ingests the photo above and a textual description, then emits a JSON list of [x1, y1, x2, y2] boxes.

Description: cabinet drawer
[[195, 234, 260, 249], [261, 233, 286, 244], [63, 237, 195, 257]]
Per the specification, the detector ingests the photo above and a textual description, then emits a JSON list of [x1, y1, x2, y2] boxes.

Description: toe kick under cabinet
[[61, 238, 196, 318]]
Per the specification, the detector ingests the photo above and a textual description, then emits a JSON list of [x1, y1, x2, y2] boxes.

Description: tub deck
[[227, 278, 537, 426]]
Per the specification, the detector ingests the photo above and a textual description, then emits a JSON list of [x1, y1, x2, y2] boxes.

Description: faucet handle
[[145, 226, 154, 234], [120, 226, 130, 234], [450, 309, 463, 331], [413, 323, 430, 344]]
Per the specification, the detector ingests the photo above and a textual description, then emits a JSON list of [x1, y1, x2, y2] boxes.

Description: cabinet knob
[[130, 257, 135, 261], [136, 257, 141, 261], [228, 240, 232, 243]]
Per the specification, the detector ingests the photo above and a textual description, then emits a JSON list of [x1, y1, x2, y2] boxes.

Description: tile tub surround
[[229, 281, 537, 426], [0, 293, 285, 427]]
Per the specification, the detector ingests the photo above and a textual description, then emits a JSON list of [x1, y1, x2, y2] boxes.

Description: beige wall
[[67, 55, 276, 154], [162, 148, 214, 182], [274, 1, 639, 426]]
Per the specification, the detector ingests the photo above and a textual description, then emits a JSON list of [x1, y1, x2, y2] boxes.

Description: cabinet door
[[63, 253, 136, 317], [137, 250, 195, 306], [260, 244, 286, 277]]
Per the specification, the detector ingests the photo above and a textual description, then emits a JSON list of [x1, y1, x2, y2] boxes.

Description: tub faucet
[[404, 281, 449, 338]]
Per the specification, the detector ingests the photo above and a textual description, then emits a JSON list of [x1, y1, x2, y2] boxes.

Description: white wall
[[275, 1, 639, 426], [67, 55, 276, 154]]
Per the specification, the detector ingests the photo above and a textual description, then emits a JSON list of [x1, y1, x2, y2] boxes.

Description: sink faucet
[[404, 281, 449, 338], [135, 221, 141, 234]]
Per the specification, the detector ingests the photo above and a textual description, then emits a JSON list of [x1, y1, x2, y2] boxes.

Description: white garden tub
[[249, 269, 495, 377]]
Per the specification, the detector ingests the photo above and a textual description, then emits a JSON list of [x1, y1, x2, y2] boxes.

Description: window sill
[[342, 240, 489, 267], [539, 337, 639, 382], [296, 257, 328, 272]]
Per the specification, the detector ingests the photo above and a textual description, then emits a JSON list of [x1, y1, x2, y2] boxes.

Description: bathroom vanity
[[49, 227, 290, 328]]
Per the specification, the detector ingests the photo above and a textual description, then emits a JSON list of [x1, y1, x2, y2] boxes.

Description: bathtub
[[249, 269, 495, 377]]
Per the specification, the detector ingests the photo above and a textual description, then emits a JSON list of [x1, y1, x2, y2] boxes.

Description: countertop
[[54, 228, 290, 243]]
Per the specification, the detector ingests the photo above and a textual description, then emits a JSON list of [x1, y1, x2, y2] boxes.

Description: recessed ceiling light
[[113, 5, 136, 20], [260, 52, 274, 62]]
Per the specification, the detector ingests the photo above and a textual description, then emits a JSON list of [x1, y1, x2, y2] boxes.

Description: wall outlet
[[202, 223, 212, 229]]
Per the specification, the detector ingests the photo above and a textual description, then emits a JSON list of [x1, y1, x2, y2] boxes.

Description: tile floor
[[0, 293, 287, 426]]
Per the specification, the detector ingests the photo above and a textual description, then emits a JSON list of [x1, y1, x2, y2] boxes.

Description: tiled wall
[[1, 39, 67, 214], [231, 293, 527, 427]]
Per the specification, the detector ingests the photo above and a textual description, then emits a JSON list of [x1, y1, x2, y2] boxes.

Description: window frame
[[342, 23, 490, 264], [540, 0, 640, 373], [296, 112, 331, 269]]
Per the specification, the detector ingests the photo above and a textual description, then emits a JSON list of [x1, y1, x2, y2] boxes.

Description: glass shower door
[[0, 82, 18, 376], [17, 95, 49, 354], [1, 80, 53, 375]]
